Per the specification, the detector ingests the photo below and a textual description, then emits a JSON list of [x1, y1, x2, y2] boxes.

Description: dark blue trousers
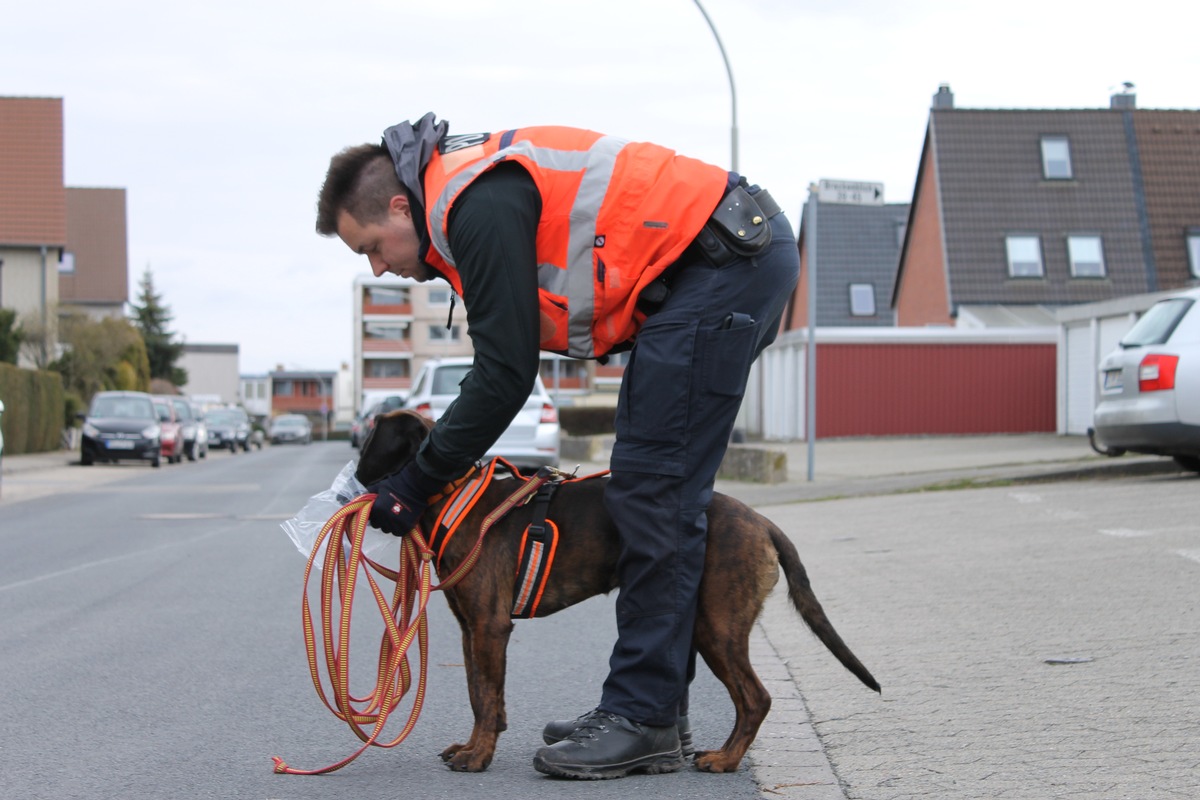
[[600, 209, 800, 726]]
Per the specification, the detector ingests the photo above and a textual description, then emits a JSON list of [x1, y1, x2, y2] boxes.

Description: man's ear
[[388, 193, 411, 219]]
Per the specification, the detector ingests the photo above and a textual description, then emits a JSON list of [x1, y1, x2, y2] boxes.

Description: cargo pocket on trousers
[[616, 318, 695, 446], [702, 312, 757, 397]]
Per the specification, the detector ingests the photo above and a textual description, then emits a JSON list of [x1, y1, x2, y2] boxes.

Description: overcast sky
[[3, 0, 1197, 375]]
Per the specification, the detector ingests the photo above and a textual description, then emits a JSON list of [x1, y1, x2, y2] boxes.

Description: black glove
[[366, 462, 446, 537]]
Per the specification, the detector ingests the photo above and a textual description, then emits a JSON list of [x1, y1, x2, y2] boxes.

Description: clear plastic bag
[[280, 460, 400, 568]]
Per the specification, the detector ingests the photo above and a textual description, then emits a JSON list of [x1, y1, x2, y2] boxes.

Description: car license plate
[[106, 440, 135, 450], [1103, 370, 1123, 390]]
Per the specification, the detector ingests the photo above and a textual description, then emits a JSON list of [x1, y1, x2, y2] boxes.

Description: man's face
[[336, 194, 433, 281]]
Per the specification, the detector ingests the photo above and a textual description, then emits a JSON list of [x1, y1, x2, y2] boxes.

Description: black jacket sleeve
[[414, 163, 544, 481]]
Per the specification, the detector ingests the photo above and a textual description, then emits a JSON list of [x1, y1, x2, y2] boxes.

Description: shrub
[[558, 406, 617, 436]]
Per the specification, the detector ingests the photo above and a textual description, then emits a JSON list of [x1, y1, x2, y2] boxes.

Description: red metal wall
[[816, 343, 1057, 437]]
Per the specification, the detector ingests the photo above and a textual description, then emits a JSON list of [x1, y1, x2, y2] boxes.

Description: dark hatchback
[[81, 391, 162, 467], [205, 407, 252, 452]]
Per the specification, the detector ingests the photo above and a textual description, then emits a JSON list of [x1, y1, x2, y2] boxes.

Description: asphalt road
[[0, 442, 760, 800]]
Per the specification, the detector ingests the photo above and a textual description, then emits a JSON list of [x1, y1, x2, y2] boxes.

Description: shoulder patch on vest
[[440, 132, 490, 154]]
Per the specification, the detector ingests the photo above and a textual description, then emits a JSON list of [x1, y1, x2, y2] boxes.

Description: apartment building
[[351, 274, 472, 410]]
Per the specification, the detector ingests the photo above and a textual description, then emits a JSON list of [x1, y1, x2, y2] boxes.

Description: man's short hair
[[315, 144, 403, 236]]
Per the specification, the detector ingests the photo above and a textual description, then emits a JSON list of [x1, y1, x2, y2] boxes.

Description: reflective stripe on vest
[[427, 136, 625, 358]]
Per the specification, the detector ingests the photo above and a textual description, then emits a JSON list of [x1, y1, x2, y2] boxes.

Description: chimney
[[1110, 83, 1136, 109], [932, 83, 954, 110]]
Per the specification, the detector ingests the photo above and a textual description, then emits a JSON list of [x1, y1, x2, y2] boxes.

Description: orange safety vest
[[420, 126, 728, 358]]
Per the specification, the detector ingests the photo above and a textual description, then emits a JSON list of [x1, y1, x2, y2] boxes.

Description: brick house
[[893, 84, 1200, 327], [62, 187, 129, 319], [0, 97, 66, 364]]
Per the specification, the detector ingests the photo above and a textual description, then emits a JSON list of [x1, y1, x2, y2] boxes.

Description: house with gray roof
[[892, 85, 1200, 327], [786, 198, 910, 328]]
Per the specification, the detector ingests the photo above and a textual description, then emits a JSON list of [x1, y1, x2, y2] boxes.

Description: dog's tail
[[769, 524, 881, 693]]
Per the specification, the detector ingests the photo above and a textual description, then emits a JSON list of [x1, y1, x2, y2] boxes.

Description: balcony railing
[[363, 339, 413, 353]]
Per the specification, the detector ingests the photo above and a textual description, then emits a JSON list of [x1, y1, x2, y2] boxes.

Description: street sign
[[817, 179, 884, 206]]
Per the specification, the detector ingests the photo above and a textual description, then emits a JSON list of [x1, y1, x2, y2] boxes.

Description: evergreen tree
[[129, 267, 188, 387]]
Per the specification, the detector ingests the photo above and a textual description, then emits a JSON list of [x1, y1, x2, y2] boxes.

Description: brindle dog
[[356, 410, 880, 774]]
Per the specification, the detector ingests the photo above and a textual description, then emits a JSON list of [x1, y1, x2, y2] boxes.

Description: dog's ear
[[355, 410, 433, 485]]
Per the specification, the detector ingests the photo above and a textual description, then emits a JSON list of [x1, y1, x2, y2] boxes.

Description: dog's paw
[[442, 748, 492, 772], [439, 743, 466, 762], [694, 751, 742, 773]]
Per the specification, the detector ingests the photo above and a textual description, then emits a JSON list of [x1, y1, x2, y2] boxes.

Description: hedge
[[558, 406, 617, 436], [0, 363, 65, 455]]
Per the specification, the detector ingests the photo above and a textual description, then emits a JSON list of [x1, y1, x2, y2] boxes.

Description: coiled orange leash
[[271, 494, 435, 775], [271, 466, 556, 776]]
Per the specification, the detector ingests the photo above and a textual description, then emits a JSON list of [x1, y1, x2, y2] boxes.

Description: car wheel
[[81, 453, 94, 466], [1173, 455, 1200, 473], [186, 445, 197, 462], [152, 455, 161, 468]]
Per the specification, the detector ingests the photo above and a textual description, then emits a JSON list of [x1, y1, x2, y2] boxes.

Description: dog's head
[[355, 410, 434, 486]]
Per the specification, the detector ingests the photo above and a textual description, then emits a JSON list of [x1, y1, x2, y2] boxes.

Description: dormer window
[[1067, 235, 1106, 278], [1040, 136, 1073, 180], [849, 283, 876, 316], [1006, 235, 1044, 278]]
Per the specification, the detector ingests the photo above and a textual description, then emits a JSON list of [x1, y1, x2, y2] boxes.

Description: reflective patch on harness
[[512, 520, 559, 619], [430, 462, 495, 567]]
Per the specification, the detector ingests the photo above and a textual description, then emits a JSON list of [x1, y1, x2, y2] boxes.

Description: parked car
[[269, 414, 313, 445], [1092, 287, 1200, 472], [352, 394, 406, 449], [170, 396, 207, 461], [205, 407, 253, 452], [403, 357, 560, 469], [152, 396, 185, 464], [80, 391, 162, 468]]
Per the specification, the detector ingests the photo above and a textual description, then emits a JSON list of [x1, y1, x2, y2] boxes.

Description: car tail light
[[414, 402, 433, 419], [1138, 353, 1179, 392], [540, 404, 558, 424]]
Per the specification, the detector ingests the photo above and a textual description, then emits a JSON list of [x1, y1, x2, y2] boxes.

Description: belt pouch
[[706, 184, 772, 257]]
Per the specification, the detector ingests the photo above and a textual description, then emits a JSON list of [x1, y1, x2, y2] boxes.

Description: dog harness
[[510, 479, 561, 619], [427, 459, 604, 619]]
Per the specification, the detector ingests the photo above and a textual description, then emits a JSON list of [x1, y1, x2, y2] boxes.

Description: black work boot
[[533, 710, 684, 779], [543, 710, 695, 757]]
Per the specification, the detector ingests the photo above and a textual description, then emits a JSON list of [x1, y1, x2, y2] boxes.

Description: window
[[427, 288, 453, 307], [364, 322, 409, 341], [1067, 236, 1106, 277], [367, 359, 409, 378], [1041, 136, 1073, 179], [1188, 230, 1200, 279], [58, 252, 75, 275], [273, 380, 294, 397], [367, 286, 409, 305], [848, 283, 876, 316], [1005, 236, 1044, 277], [429, 324, 462, 343], [1120, 298, 1194, 347]]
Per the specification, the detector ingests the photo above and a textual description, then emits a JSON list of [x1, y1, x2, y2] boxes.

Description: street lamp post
[[691, 0, 738, 172]]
